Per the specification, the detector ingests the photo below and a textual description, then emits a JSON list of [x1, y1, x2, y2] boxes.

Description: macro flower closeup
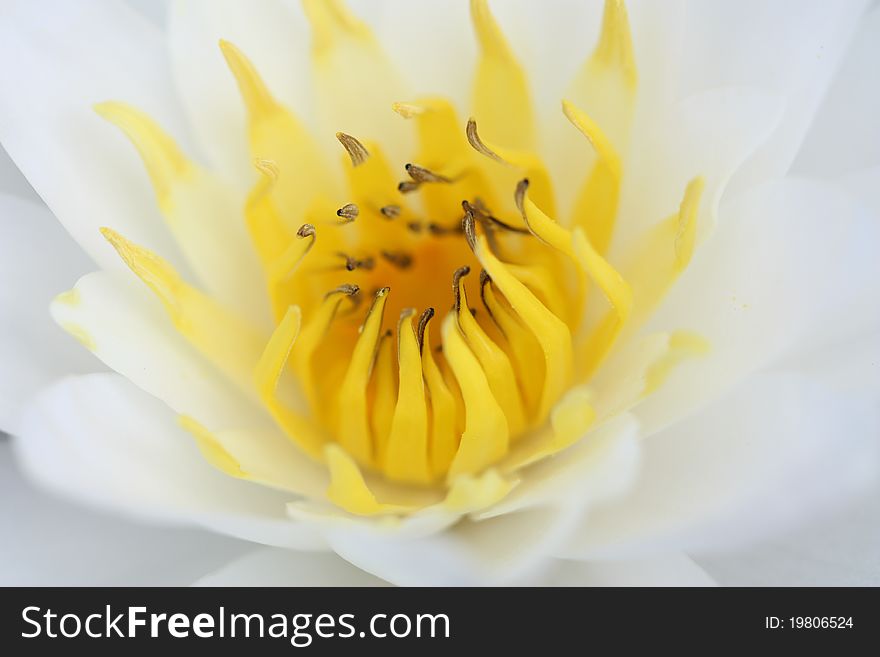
[[1, 0, 878, 587]]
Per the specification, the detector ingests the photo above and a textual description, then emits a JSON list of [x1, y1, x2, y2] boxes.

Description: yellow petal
[[384, 310, 431, 484], [441, 312, 509, 479], [101, 228, 266, 396], [470, 0, 534, 150]]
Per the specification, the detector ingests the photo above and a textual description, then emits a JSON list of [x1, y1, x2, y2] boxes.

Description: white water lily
[[1, 0, 878, 587]]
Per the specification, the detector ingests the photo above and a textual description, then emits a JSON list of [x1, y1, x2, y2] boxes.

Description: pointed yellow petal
[[336, 288, 390, 466], [96, 102, 265, 317], [419, 313, 461, 478], [384, 310, 431, 484], [442, 312, 509, 479], [455, 270, 526, 435], [325, 444, 410, 516], [620, 176, 706, 328], [221, 40, 335, 230], [563, 100, 623, 255], [470, 0, 534, 150], [101, 228, 266, 394], [253, 305, 327, 458], [471, 234, 573, 424]]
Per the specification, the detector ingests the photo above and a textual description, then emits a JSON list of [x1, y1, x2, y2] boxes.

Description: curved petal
[[0, 0, 194, 274], [49, 271, 267, 431], [611, 85, 783, 250], [194, 547, 387, 586], [13, 373, 326, 550], [0, 145, 39, 202], [480, 413, 640, 518], [0, 439, 250, 585], [0, 194, 98, 431], [792, 5, 880, 178], [167, 0, 313, 185], [695, 486, 880, 586], [677, 0, 870, 194], [559, 370, 880, 560], [326, 504, 581, 586], [638, 176, 880, 433]]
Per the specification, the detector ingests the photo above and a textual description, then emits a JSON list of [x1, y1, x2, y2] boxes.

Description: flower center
[[245, 116, 581, 485], [56, 0, 708, 515]]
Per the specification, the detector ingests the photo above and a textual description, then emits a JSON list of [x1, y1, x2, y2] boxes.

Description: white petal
[[0, 0, 193, 273], [123, 0, 168, 26], [167, 0, 312, 185], [612, 85, 784, 248], [793, 5, 880, 178], [695, 486, 880, 586], [480, 413, 640, 518], [533, 553, 715, 587], [362, 0, 476, 106], [558, 371, 880, 560], [49, 271, 266, 430], [326, 505, 581, 586], [677, 0, 869, 194], [13, 373, 326, 550], [195, 547, 386, 587], [0, 194, 98, 430], [313, 416, 640, 586], [781, 329, 880, 400], [836, 165, 880, 221], [638, 176, 880, 433], [0, 439, 251, 586], [0, 145, 39, 202]]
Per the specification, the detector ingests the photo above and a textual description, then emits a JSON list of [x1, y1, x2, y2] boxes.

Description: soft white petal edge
[[320, 416, 640, 586], [637, 175, 880, 434], [0, 439, 250, 586], [13, 372, 328, 551], [0, 193, 99, 431], [559, 369, 880, 561], [792, 3, 880, 178], [0, 0, 193, 274], [534, 553, 715, 587], [194, 547, 387, 587]]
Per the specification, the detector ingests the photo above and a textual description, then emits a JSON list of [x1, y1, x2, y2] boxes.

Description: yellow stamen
[[336, 288, 390, 466], [383, 310, 431, 483]]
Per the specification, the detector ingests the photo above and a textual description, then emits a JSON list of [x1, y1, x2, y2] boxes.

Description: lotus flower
[[1, 0, 878, 586]]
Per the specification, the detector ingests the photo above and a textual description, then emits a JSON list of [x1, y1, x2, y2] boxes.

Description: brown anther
[[297, 223, 316, 239], [461, 208, 477, 251], [405, 163, 451, 184], [407, 221, 424, 233], [337, 252, 375, 271], [466, 118, 505, 164], [514, 178, 530, 214], [464, 198, 529, 234], [325, 283, 361, 299], [380, 250, 413, 269], [336, 132, 370, 167], [452, 265, 471, 312], [336, 203, 359, 223], [417, 308, 435, 352], [398, 180, 421, 194], [380, 205, 401, 219]]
